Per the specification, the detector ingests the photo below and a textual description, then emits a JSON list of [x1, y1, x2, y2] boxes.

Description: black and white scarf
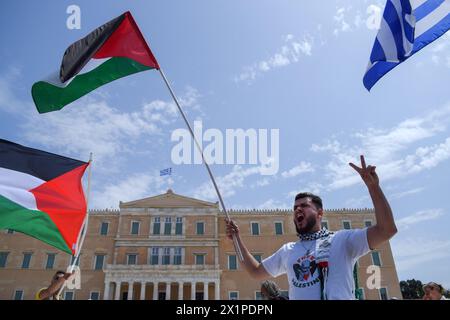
[[298, 228, 335, 300]]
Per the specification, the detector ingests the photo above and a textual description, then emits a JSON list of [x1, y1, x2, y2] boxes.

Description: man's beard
[[295, 215, 317, 235]]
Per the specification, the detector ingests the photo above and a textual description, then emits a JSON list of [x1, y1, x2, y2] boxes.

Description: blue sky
[[1, 0, 450, 291]]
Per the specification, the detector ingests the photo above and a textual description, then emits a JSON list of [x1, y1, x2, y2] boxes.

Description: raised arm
[[38, 272, 73, 300], [225, 219, 271, 280], [349, 155, 397, 250]]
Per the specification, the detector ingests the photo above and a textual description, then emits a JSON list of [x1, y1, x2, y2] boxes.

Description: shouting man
[[226, 155, 397, 300]]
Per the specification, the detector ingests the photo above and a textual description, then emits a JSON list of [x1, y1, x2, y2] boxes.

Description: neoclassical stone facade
[[0, 189, 402, 300]]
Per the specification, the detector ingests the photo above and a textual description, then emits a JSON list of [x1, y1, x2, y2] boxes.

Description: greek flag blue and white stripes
[[364, 0, 450, 90], [160, 167, 172, 176]]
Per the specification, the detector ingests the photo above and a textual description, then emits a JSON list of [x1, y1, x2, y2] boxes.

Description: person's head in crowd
[[422, 282, 446, 300]]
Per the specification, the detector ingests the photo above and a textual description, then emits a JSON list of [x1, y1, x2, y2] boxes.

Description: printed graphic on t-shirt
[[292, 250, 320, 288]]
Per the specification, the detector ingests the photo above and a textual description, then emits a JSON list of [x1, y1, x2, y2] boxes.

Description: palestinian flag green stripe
[[32, 57, 151, 113], [0, 195, 71, 254]]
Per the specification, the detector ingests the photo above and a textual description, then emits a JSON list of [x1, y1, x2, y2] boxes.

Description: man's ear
[[317, 208, 324, 219]]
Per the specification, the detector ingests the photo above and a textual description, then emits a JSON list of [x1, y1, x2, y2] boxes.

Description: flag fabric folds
[[0, 139, 89, 255], [32, 11, 160, 113], [363, 0, 450, 90], [160, 168, 172, 176]]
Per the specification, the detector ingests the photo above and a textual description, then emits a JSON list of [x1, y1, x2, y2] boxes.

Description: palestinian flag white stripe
[[0, 167, 43, 210], [42, 58, 109, 88]]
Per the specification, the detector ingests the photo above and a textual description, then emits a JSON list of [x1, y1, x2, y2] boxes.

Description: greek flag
[[160, 168, 172, 176], [364, 0, 450, 90]]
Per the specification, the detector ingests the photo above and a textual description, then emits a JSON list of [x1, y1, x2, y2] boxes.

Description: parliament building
[[0, 189, 402, 300]]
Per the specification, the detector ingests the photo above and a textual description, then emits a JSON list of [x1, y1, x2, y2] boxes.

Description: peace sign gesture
[[349, 155, 379, 188]]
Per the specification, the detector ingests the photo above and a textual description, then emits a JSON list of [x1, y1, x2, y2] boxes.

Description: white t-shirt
[[262, 228, 370, 300]]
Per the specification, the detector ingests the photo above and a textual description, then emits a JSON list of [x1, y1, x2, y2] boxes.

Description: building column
[[178, 282, 184, 300], [114, 282, 122, 300], [203, 282, 209, 300], [191, 281, 196, 300], [140, 282, 146, 300], [214, 281, 220, 300], [128, 281, 134, 300], [103, 280, 111, 300], [166, 282, 171, 300], [153, 282, 159, 300]]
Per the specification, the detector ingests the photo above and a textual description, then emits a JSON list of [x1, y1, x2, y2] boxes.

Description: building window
[[94, 254, 105, 270], [71, 255, 80, 266], [90, 292, 100, 300], [162, 248, 171, 265], [127, 254, 137, 265], [251, 222, 260, 235], [195, 254, 205, 265], [253, 254, 262, 263], [0, 252, 9, 268], [364, 220, 373, 227], [196, 292, 204, 300], [343, 221, 351, 229], [100, 222, 109, 235], [22, 253, 32, 269], [14, 290, 24, 300], [229, 291, 239, 300], [153, 217, 161, 235], [64, 291, 74, 300], [158, 292, 166, 300], [274, 222, 283, 235], [150, 248, 159, 265], [46, 253, 56, 269], [164, 217, 172, 235], [131, 221, 140, 235], [174, 247, 182, 265], [196, 222, 204, 235], [228, 255, 237, 270], [379, 287, 388, 300], [321, 221, 329, 230], [371, 251, 382, 267], [175, 217, 183, 235]]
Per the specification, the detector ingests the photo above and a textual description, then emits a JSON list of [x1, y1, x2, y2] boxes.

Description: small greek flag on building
[[364, 0, 450, 90], [160, 168, 172, 176]]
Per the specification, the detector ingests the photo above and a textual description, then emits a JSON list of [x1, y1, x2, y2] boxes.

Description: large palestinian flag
[[0, 139, 89, 254], [32, 11, 160, 113]]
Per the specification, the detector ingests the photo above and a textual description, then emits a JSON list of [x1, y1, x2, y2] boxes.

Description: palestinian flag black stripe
[[0, 139, 86, 181]]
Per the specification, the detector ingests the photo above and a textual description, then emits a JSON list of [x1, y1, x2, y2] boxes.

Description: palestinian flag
[[0, 139, 89, 254], [32, 11, 160, 113]]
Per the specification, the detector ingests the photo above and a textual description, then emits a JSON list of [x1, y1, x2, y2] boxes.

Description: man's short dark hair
[[294, 192, 323, 209]]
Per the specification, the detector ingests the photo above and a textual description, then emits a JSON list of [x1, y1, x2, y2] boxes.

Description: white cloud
[[256, 199, 290, 210], [20, 87, 200, 168], [234, 34, 314, 83], [333, 7, 352, 36], [344, 195, 370, 208], [390, 187, 424, 199], [281, 161, 314, 178], [92, 171, 174, 209], [287, 182, 324, 199], [392, 237, 450, 272], [0, 68, 28, 114], [396, 209, 445, 230], [254, 178, 270, 187], [193, 164, 268, 201], [311, 105, 450, 190]]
